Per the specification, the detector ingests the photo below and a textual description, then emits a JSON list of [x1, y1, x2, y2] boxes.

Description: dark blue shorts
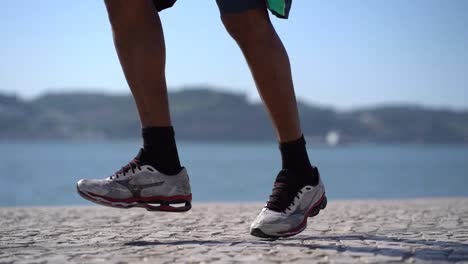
[[216, 0, 266, 14], [153, 0, 291, 19]]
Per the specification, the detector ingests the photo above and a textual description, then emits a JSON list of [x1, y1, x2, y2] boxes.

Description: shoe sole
[[251, 193, 327, 239], [77, 185, 192, 212]]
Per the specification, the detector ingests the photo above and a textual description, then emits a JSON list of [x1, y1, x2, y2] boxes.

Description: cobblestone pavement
[[1, 198, 468, 263]]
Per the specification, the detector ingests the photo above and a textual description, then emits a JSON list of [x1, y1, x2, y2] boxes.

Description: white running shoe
[[250, 168, 327, 238], [76, 149, 192, 212]]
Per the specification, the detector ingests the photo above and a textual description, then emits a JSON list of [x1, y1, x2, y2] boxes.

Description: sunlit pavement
[[1, 199, 468, 263]]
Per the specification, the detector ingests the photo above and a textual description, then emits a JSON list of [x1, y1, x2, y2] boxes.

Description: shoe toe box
[[250, 208, 297, 236], [77, 179, 109, 196]]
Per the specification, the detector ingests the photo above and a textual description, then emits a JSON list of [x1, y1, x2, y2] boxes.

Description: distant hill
[[1, 88, 467, 144]]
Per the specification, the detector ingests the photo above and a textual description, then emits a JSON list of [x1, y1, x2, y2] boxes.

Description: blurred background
[[1, 0, 467, 206]]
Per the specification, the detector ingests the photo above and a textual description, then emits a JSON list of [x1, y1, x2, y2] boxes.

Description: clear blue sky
[[1, 0, 467, 109]]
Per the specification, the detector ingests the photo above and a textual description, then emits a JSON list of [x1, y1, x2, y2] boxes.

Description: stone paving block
[[448, 254, 468, 262]]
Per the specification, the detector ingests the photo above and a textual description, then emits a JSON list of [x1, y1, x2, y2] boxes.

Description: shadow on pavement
[[126, 234, 468, 262]]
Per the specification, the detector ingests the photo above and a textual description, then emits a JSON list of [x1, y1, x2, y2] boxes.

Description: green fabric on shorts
[[266, 0, 292, 19]]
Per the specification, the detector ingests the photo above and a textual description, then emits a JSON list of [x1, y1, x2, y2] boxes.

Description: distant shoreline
[[1, 139, 468, 147], [1, 88, 467, 144]]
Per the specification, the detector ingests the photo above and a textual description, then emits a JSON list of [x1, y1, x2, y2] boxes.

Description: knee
[[104, 0, 153, 32], [220, 9, 272, 46]]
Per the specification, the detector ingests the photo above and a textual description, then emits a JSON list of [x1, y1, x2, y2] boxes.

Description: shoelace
[[110, 159, 141, 180], [266, 170, 302, 213]]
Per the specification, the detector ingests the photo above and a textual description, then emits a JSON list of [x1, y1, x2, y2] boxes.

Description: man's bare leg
[[218, 3, 326, 238], [220, 8, 301, 143], [103, 0, 181, 175], [219, 6, 317, 181], [76, 1, 190, 213], [105, 0, 170, 127]]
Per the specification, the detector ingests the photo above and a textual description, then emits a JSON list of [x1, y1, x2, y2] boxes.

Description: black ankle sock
[[279, 135, 319, 186], [141, 126, 182, 175]]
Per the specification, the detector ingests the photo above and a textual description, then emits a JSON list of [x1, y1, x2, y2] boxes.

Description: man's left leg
[[217, 0, 327, 238]]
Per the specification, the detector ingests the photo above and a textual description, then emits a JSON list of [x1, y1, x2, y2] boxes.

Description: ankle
[[141, 126, 182, 175], [279, 135, 319, 186]]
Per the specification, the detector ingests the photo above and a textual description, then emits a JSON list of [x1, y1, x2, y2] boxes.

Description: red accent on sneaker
[[86, 192, 192, 203]]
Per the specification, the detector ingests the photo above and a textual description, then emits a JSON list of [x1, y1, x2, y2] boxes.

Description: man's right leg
[[105, 0, 182, 176], [105, 0, 170, 127], [76, 0, 191, 212]]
